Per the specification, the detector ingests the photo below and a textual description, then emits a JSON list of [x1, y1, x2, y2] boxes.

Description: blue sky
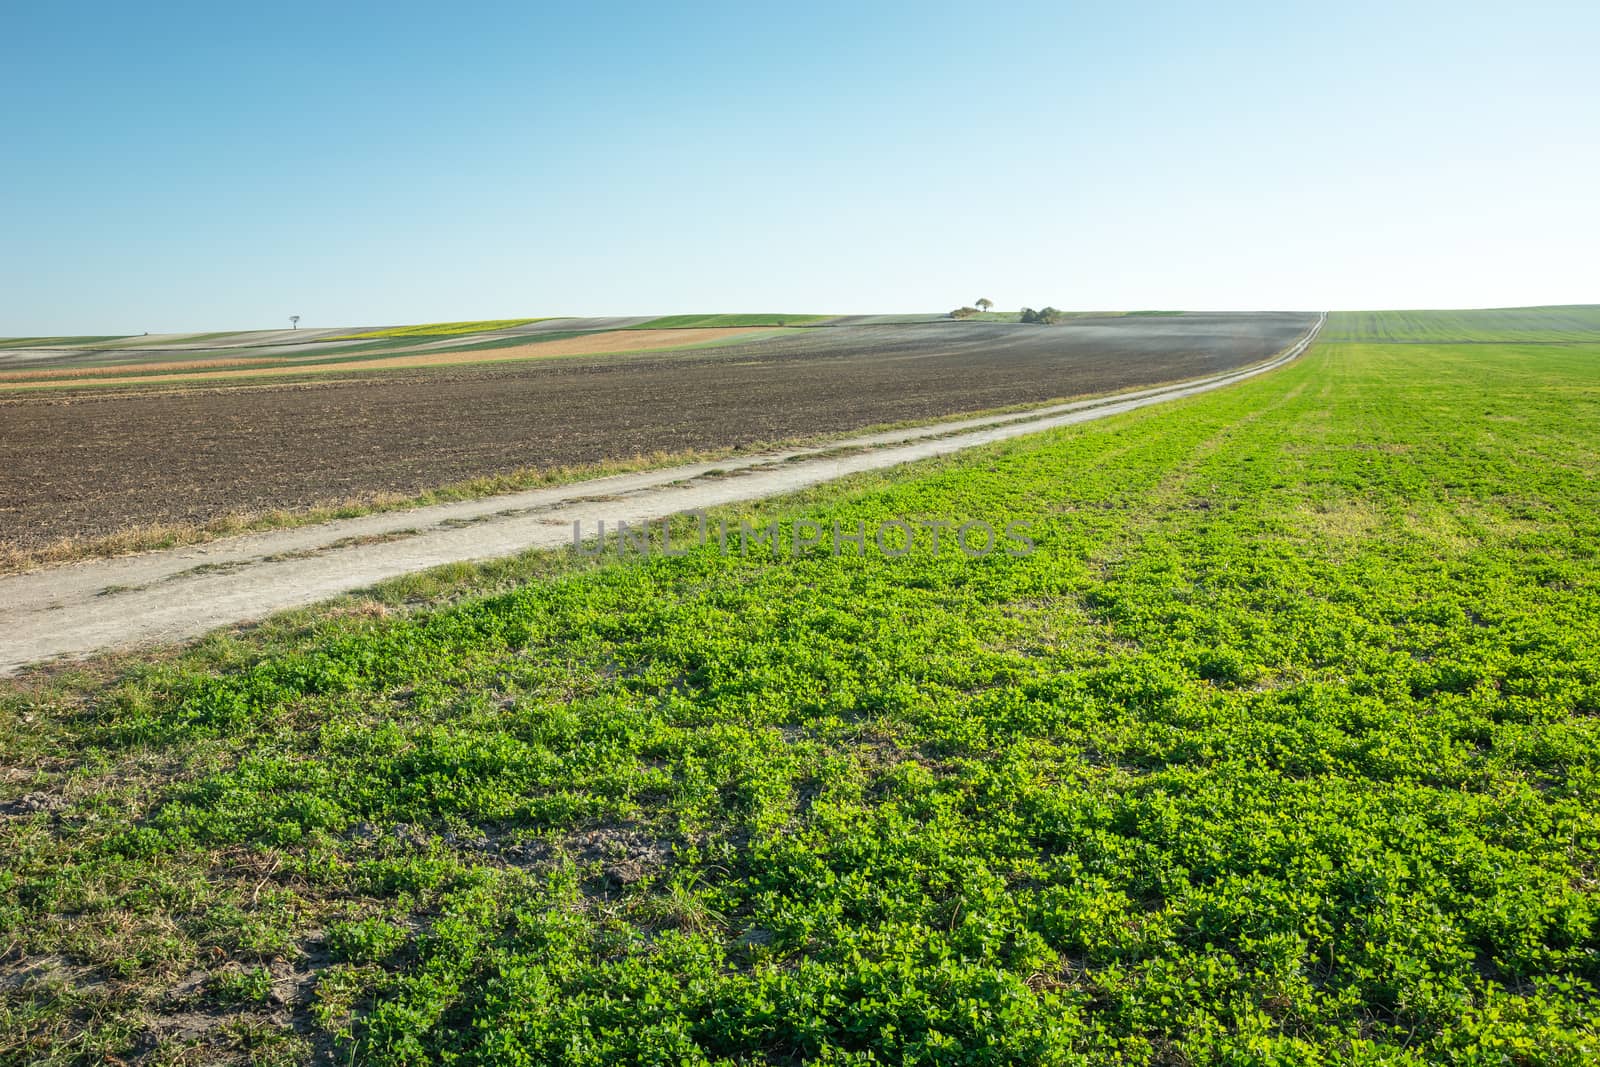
[[3, 1, 1596, 333]]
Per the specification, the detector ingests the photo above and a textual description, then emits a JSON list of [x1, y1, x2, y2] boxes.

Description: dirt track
[[0, 314, 1324, 675], [0, 314, 1315, 550]]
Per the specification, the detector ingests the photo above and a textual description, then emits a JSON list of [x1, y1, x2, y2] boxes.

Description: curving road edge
[[0, 314, 1325, 676]]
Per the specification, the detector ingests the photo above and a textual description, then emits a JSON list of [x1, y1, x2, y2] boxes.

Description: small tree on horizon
[[289, 315, 300, 330], [976, 298, 993, 313]]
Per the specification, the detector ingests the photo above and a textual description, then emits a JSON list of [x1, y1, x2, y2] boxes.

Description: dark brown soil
[[0, 314, 1315, 548]]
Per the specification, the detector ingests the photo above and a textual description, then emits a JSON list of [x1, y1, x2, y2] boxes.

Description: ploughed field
[[0, 313, 1312, 552]]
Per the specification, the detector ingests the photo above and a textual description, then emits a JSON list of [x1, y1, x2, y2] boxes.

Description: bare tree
[[975, 298, 993, 313], [289, 315, 300, 330]]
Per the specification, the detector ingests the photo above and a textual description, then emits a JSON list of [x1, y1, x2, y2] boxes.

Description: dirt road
[[0, 316, 1323, 675], [0, 312, 1316, 549]]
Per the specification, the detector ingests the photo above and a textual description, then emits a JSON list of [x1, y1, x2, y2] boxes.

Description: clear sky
[[3, 0, 1596, 334]]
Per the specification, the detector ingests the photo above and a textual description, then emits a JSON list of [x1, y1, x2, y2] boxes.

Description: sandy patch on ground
[[0, 328, 770, 390]]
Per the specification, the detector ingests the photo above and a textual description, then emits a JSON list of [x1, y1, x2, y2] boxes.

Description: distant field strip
[[110, 331, 264, 348], [0, 356, 284, 381], [330, 318, 554, 340], [0, 327, 773, 390], [0, 335, 135, 349], [630, 314, 831, 329], [1322, 305, 1600, 342]]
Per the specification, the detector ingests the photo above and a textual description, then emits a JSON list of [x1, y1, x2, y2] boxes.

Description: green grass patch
[[4, 311, 1600, 1062]]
